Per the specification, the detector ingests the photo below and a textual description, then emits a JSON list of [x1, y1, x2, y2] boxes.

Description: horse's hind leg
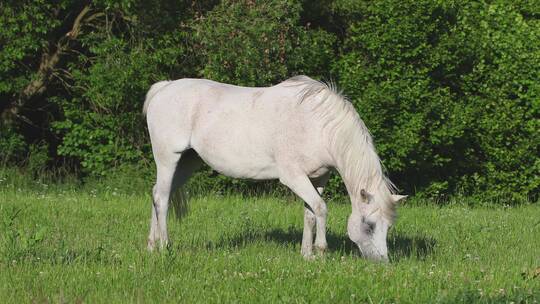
[[147, 149, 203, 251], [146, 95, 196, 250], [148, 186, 159, 250], [312, 172, 330, 196], [148, 152, 181, 250]]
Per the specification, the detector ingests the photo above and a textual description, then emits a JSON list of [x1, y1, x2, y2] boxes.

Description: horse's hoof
[[314, 245, 327, 256], [302, 253, 316, 260], [159, 240, 170, 251], [301, 246, 314, 259]]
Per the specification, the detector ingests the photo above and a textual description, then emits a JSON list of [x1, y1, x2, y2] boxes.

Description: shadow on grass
[[205, 227, 436, 261], [263, 228, 358, 256], [388, 234, 436, 261]]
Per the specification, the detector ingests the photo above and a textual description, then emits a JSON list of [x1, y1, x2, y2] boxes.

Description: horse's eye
[[364, 222, 376, 234]]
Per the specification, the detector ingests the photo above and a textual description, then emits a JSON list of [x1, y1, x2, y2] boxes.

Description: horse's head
[[347, 189, 406, 262]]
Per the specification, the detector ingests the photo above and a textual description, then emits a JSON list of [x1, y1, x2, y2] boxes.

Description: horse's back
[[185, 79, 304, 178]]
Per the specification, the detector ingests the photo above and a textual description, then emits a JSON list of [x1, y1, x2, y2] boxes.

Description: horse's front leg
[[313, 203, 328, 255], [301, 204, 316, 258], [280, 172, 328, 258], [311, 173, 330, 255]]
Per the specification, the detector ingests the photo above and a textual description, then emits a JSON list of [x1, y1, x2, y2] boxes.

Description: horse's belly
[[192, 140, 279, 180]]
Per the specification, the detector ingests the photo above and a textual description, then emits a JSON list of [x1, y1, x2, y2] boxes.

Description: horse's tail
[[170, 187, 189, 220], [143, 80, 171, 116]]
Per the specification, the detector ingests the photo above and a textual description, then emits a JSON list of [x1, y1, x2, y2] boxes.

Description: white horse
[[143, 75, 406, 261]]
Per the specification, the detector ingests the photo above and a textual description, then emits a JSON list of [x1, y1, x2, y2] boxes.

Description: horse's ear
[[392, 194, 407, 204], [360, 189, 369, 202]]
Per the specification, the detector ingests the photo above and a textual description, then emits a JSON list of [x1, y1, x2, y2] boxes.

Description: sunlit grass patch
[[1, 186, 539, 303]]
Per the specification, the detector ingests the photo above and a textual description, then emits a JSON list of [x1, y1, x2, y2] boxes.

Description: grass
[[0, 179, 539, 303]]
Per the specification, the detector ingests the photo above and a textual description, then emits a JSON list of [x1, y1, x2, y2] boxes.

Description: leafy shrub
[[0, 0, 61, 98], [0, 126, 26, 165], [53, 36, 177, 175], [192, 0, 336, 86], [334, 0, 539, 201], [1, 0, 538, 202], [26, 142, 50, 175]]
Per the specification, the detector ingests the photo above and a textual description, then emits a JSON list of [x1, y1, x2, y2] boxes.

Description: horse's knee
[[153, 182, 170, 203], [304, 208, 316, 224], [314, 201, 327, 218]]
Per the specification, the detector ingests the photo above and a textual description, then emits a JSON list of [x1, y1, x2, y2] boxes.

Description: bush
[[192, 0, 336, 86], [0, 126, 26, 165], [334, 0, 539, 201], [1, 0, 538, 202]]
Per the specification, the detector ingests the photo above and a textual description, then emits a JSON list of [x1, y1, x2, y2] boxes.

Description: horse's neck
[[330, 124, 387, 202]]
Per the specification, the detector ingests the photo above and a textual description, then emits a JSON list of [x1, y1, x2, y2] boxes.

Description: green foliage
[[26, 141, 50, 174], [0, 125, 26, 164], [0, 0, 538, 201], [455, 2, 540, 199], [0, 0, 62, 94], [334, 0, 539, 200], [53, 33, 190, 174], [0, 185, 539, 302], [192, 0, 336, 86]]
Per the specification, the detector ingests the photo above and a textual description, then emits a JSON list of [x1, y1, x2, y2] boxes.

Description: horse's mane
[[283, 76, 397, 222]]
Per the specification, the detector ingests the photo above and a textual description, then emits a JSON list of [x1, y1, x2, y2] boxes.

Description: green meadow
[[1, 180, 539, 303]]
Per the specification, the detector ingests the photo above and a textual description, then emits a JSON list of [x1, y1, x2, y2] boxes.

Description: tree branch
[[3, 4, 94, 125]]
